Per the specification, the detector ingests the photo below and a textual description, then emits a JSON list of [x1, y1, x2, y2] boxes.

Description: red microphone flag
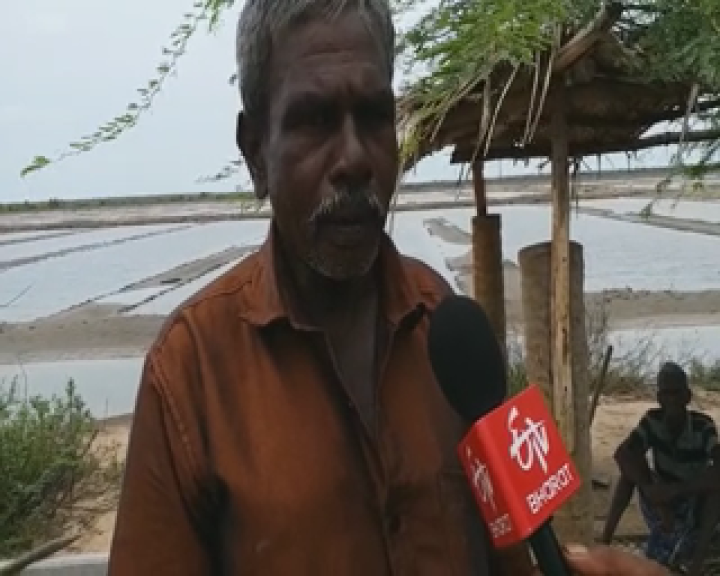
[[457, 384, 582, 548]]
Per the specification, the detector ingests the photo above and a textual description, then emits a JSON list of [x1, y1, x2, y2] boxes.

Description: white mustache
[[308, 188, 385, 225]]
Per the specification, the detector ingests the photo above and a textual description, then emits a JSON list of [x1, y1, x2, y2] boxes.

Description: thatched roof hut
[[398, 2, 720, 170], [395, 2, 720, 547]]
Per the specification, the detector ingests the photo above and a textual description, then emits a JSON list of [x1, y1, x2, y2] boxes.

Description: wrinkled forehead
[[268, 13, 391, 98], [276, 8, 389, 67]]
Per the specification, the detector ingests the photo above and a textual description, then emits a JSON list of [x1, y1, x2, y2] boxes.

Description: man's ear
[[236, 111, 268, 200]]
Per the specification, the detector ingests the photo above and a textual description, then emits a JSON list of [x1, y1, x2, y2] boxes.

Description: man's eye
[[356, 102, 394, 128], [293, 103, 338, 132], [305, 108, 334, 128], [284, 101, 336, 132]]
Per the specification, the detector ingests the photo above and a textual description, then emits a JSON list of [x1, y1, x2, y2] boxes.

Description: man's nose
[[329, 116, 372, 190]]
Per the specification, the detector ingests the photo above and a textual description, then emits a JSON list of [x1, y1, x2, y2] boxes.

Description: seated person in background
[[601, 361, 720, 575]]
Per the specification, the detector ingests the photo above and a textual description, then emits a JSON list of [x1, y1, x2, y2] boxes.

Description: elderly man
[[108, 0, 668, 574], [602, 362, 720, 574]]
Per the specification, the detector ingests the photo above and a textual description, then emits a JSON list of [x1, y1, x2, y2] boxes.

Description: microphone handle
[[528, 521, 571, 576]]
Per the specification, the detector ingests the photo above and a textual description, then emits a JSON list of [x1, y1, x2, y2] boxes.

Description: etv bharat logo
[[465, 446, 496, 512], [508, 405, 550, 474]]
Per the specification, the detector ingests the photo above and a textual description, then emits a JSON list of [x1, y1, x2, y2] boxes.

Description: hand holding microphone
[[557, 544, 670, 576], [427, 295, 669, 576]]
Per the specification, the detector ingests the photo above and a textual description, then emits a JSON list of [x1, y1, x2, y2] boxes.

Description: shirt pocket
[[437, 468, 491, 576]]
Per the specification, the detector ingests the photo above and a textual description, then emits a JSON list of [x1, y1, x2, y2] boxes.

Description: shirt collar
[[239, 224, 427, 329]]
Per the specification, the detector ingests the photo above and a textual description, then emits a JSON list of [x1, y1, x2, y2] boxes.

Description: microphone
[[427, 295, 581, 576]]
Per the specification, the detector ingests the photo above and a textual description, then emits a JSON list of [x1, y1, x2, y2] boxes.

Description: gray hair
[[236, 0, 395, 120]]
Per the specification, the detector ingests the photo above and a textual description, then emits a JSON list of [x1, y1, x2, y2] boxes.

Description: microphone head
[[427, 295, 507, 423]]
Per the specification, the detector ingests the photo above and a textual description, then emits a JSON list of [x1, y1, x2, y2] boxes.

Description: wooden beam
[[451, 128, 720, 163], [422, 85, 708, 155], [553, 1, 623, 72], [550, 78, 575, 452]]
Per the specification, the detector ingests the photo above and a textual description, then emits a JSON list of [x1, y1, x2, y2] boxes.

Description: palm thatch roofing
[[397, 2, 720, 170]]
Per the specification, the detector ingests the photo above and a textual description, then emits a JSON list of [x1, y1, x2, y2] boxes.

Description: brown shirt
[[109, 229, 531, 575]]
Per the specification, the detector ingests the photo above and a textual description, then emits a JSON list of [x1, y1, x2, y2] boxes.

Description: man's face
[[240, 14, 398, 281], [657, 380, 690, 428]]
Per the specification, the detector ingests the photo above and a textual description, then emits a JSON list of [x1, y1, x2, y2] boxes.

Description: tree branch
[[0, 535, 79, 576], [553, 1, 624, 72]]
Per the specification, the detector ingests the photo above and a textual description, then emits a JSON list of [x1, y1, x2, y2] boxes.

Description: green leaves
[[400, 0, 578, 91], [398, 0, 720, 176], [634, 0, 720, 89], [20, 0, 237, 178], [196, 159, 244, 183], [19, 156, 50, 178], [396, 0, 588, 165], [0, 380, 121, 556]]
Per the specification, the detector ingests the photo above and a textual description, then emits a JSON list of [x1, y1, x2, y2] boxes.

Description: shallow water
[[608, 324, 720, 364], [0, 220, 269, 322], [0, 357, 142, 418], [582, 198, 720, 224], [0, 224, 180, 262], [0, 229, 73, 244], [128, 257, 248, 315], [439, 205, 720, 292], [2, 204, 720, 322], [1, 325, 717, 419]]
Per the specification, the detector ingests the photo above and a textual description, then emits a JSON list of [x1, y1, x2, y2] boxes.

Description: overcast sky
[[1, 0, 677, 203]]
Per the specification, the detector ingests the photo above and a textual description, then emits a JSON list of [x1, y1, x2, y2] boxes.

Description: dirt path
[[67, 394, 720, 554]]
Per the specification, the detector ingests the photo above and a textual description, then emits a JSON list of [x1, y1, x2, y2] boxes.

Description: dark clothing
[[639, 475, 699, 565], [108, 229, 530, 575], [629, 408, 718, 483], [629, 408, 719, 566]]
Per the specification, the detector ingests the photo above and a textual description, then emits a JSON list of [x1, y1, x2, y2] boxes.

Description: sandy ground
[[67, 415, 131, 555], [593, 392, 720, 539], [66, 393, 720, 554]]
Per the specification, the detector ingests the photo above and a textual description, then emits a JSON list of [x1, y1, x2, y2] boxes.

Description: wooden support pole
[[471, 160, 487, 216], [472, 215, 506, 355], [545, 75, 595, 544], [550, 77, 575, 453], [470, 159, 506, 354], [518, 241, 593, 544]]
